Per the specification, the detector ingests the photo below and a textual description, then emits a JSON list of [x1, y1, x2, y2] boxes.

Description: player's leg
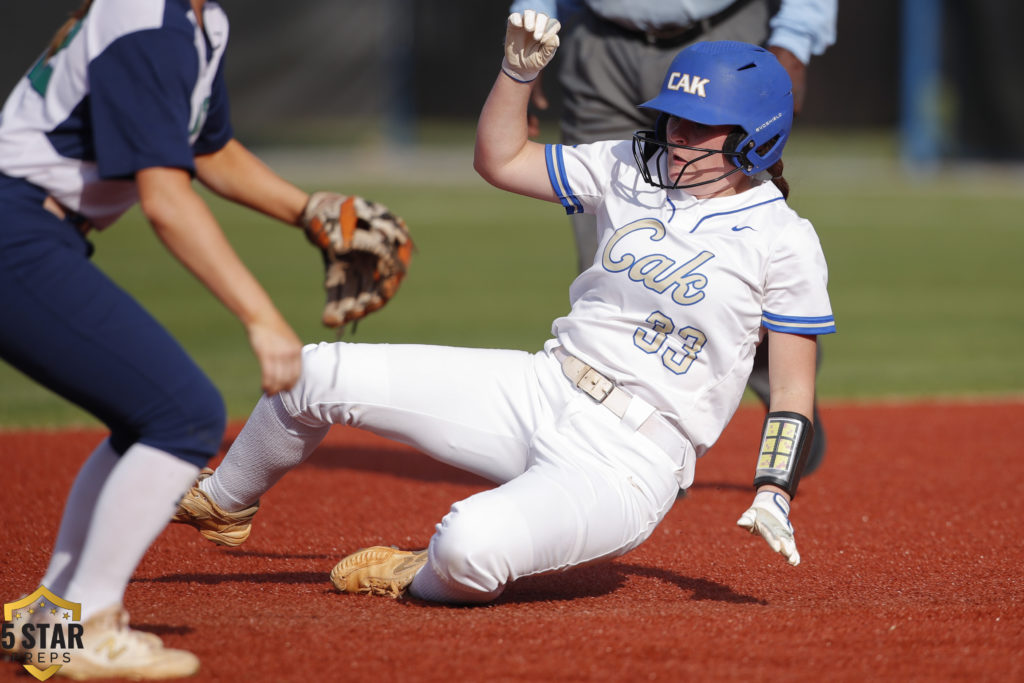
[[38, 438, 120, 594], [174, 392, 325, 545], [407, 375, 689, 604], [185, 341, 546, 530], [0, 178, 220, 676]]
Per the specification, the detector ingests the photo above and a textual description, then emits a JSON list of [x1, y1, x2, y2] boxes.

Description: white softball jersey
[[272, 140, 835, 598], [545, 139, 835, 458], [0, 0, 232, 229]]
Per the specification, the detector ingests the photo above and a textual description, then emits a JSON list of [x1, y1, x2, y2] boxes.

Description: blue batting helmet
[[633, 41, 794, 188]]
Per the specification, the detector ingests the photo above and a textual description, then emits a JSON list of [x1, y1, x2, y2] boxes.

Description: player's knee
[[429, 503, 511, 597], [117, 375, 226, 467], [279, 342, 380, 425], [276, 342, 335, 421]]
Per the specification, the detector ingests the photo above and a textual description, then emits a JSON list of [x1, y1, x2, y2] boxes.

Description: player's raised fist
[[502, 10, 561, 83]]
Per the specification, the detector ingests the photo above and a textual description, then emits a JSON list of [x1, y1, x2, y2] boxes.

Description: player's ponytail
[[47, 0, 93, 59], [767, 159, 789, 200]]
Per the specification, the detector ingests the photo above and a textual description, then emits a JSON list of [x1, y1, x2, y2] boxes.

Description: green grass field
[[2, 130, 1022, 427]]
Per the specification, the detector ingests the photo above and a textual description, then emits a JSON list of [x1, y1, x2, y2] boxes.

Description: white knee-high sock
[[200, 393, 329, 512], [40, 439, 120, 596], [63, 443, 199, 620]]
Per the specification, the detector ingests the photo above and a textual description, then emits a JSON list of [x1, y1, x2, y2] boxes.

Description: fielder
[[174, 12, 835, 604], [0, 0, 407, 677]]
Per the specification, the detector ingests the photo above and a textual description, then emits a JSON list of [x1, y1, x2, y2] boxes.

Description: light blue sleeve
[[509, 0, 584, 20], [768, 0, 838, 63]]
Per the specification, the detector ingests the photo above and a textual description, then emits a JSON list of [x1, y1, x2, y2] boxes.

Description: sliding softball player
[[174, 11, 835, 603]]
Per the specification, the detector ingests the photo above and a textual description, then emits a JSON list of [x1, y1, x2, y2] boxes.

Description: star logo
[[3, 586, 83, 681]]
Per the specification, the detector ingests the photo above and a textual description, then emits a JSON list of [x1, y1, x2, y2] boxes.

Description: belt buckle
[[578, 367, 614, 403]]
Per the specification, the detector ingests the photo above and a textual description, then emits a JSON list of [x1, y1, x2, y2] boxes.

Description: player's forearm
[[195, 139, 308, 226], [765, 331, 817, 417], [137, 166, 286, 329]]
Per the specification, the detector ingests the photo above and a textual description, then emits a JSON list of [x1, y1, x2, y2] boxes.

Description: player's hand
[[502, 10, 561, 83], [246, 316, 303, 395], [737, 489, 801, 566]]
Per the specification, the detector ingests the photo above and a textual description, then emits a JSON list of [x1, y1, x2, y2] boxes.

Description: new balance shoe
[[171, 467, 259, 547], [58, 605, 198, 680], [330, 547, 428, 598]]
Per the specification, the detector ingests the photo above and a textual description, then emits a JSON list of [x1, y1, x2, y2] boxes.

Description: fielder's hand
[[737, 490, 801, 566], [502, 11, 561, 83]]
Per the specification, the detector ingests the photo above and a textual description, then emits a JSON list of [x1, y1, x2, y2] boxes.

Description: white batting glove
[[502, 11, 561, 83], [737, 490, 801, 566]]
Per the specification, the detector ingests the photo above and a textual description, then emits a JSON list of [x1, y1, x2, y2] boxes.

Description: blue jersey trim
[[762, 311, 836, 335], [555, 147, 584, 214], [689, 197, 785, 233], [545, 144, 583, 215]]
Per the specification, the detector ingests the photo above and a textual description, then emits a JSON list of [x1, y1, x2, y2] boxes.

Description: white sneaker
[[57, 605, 198, 680]]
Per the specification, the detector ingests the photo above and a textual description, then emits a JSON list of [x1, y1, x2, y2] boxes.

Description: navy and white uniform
[[0, 0, 232, 463], [271, 139, 834, 601]]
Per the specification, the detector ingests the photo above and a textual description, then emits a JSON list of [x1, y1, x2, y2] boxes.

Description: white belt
[[553, 347, 683, 461]]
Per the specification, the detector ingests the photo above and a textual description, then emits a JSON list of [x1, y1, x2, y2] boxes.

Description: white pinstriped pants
[[280, 341, 693, 602]]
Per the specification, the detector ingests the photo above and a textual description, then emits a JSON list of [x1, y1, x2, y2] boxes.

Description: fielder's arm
[[194, 139, 309, 227], [137, 166, 303, 395]]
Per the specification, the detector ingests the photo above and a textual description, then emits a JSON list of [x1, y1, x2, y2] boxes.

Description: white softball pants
[[279, 341, 694, 603]]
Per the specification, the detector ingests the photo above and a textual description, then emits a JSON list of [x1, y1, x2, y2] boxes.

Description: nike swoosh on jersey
[[731, 225, 756, 232]]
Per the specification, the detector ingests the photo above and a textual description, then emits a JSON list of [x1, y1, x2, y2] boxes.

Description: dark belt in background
[[592, 0, 759, 49]]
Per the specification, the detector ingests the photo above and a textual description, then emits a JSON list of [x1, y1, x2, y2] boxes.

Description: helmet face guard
[[632, 127, 747, 190], [634, 41, 794, 190]]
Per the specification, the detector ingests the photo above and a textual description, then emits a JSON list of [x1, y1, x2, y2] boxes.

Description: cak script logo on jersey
[[666, 72, 709, 97], [601, 218, 715, 306]]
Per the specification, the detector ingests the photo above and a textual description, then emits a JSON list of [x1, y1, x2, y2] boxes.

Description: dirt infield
[[2, 400, 1022, 682]]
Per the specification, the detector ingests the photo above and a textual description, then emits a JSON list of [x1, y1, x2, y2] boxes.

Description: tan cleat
[[58, 605, 198, 680], [171, 467, 259, 547], [330, 546, 428, 598]]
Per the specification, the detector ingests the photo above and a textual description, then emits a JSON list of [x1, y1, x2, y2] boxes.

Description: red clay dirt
[[1, 400, 1022, 682]]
